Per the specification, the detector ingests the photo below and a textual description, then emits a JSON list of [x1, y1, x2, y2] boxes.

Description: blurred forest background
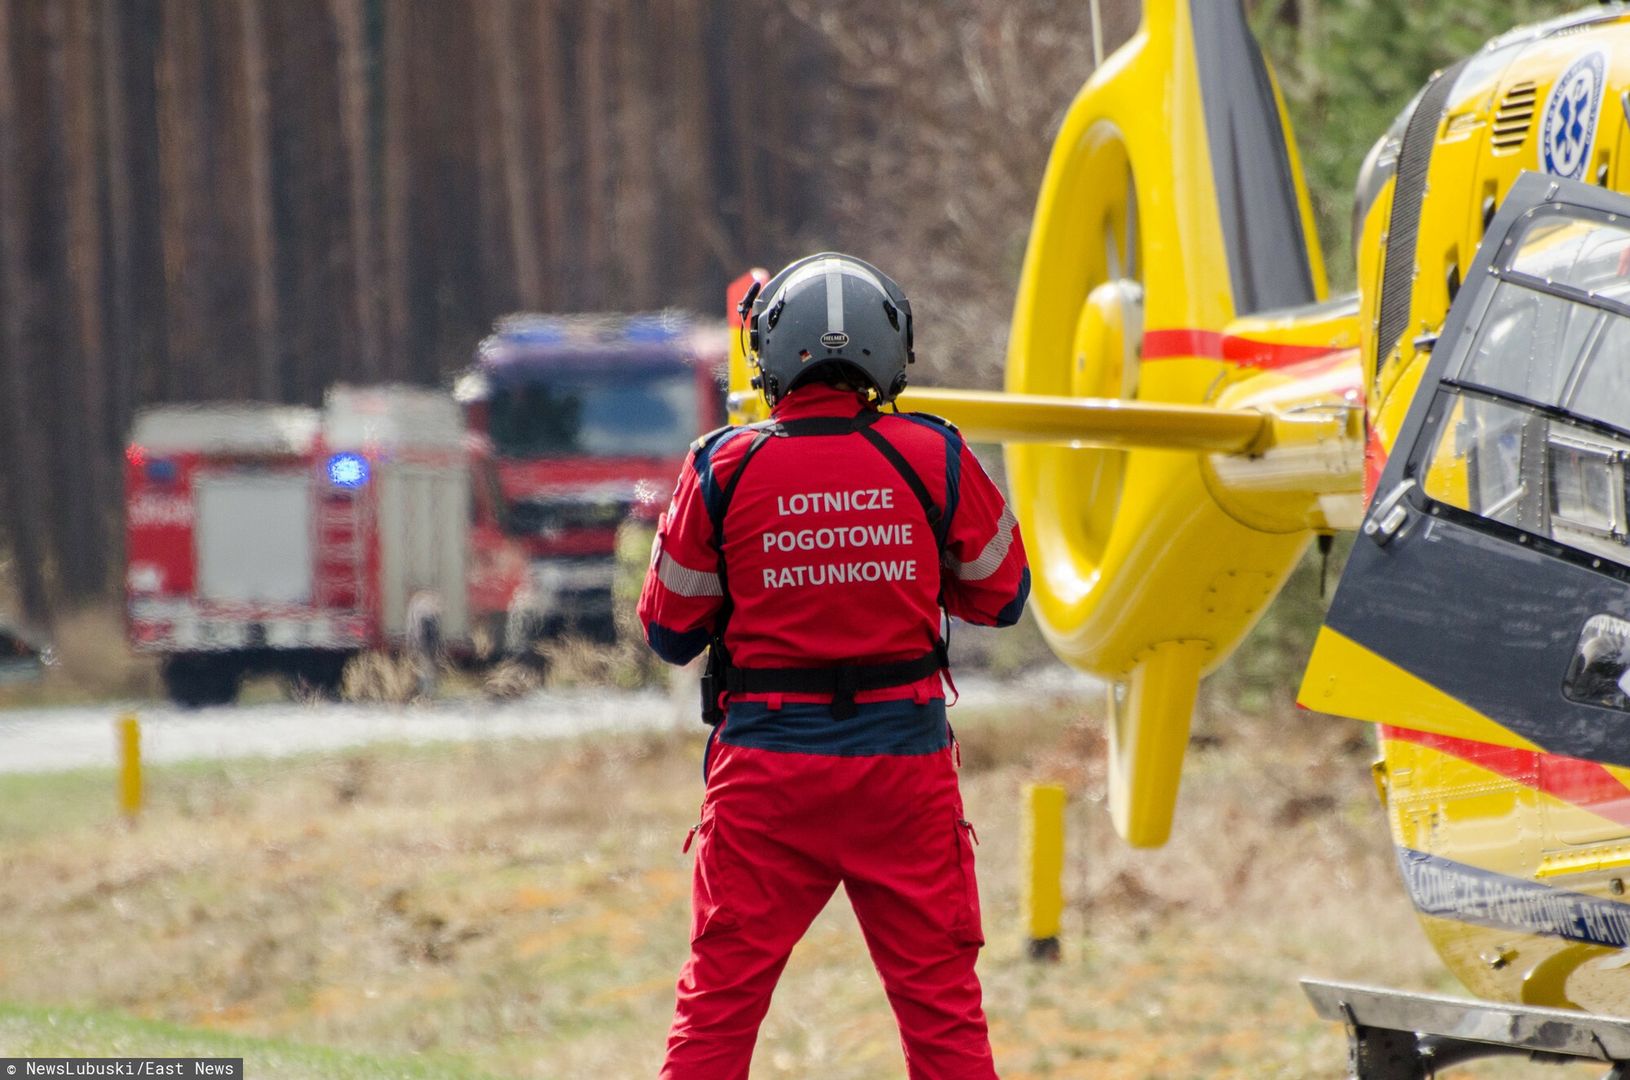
[[0, 0, 1584, 623]]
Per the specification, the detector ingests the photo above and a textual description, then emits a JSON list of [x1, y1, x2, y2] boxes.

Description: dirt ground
[[0, 691, 1602, 1078]]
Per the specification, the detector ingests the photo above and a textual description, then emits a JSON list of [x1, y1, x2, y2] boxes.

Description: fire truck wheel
[[288, 651, 351, 700], [566, 608, 618, 646], [161, 654, 242, 709]]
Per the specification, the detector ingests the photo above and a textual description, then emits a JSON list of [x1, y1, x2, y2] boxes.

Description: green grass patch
[[0, 1002, 502, 1079], [0, 767, 130, 844]]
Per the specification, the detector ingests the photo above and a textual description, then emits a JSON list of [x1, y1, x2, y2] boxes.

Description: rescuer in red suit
[[639, 253, 1030, 1079]]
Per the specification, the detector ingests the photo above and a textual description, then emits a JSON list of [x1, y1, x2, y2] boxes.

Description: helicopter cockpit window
[[1507, 215, 1630, 299], [1422, 394, 1531, 530], [1418, 210, 1630, 568], [1564, 613, 1630, 710], [1422, 393, 1630, 561], [1565, 312, 1630, 433], [1457, 283, 1594, 407]]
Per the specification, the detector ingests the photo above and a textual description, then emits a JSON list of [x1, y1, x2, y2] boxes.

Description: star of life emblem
[[1540, 51, 1605, 182]]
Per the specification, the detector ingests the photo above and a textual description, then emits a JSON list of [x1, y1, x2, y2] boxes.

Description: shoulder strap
[[690, 424, 734, 454], [856, 412, 954, 673], [712, 428, 775, 554], [897, 409, 960, 436], [709, 426, 777, 653], [853, 418, 946, 549]]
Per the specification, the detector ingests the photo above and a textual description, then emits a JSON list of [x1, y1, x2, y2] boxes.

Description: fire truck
[[455, 313, 724, 641], [125, 385, 528, 706]]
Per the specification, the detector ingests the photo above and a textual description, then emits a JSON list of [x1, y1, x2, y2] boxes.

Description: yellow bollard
[[117, 713, 143, 820], [1023, 782, 1067, 961]]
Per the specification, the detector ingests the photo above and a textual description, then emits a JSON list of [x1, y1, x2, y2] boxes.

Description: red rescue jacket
[[639, 384, 1029, 751]]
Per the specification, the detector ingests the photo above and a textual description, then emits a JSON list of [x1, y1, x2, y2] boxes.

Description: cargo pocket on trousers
[[951, 816, 985, 948], [689, 802, 741, 942]]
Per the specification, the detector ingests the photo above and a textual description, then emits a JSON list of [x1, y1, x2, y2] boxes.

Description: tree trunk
[[486, 0, 542, 309], [329, 0, 381, 380], [614, 0, 657, 308], [238, 0, 281, 398], [98, 0, 135, 446], [469, 3, 511, 316], [43, 0, 107, 599], [670, 0, 727, 291], [381, 0, 410, 374], [532, 0, 571, 309], [155, 0, 204, 398], [0, 0, 50, 621], [724, 2, 760, 265], [118, 0, 171, 414], [578, 0, 611, 300], [66, 0, 114, 595]]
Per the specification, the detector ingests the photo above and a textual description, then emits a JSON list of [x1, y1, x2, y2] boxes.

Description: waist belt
[[725, 646, 946, 721]]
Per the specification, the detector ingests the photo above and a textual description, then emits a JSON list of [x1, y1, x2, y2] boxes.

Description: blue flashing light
[[145, 459, 178, 484], [624, 316, 681, 343], [327, 452, 369, 489], [501, 322, 568, 346]]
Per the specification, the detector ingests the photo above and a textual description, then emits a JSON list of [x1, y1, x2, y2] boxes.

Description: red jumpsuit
[[639, 383, 1030, 1079]]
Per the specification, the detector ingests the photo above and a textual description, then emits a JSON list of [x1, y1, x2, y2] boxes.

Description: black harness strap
[[772, 414, 865, 437], [726, 650, 944, 699], [699, 427, 775, 725], [854, 420, 944, 546], [711, 426, 776, 556], [848, 410, 952, 664], [701, 408, 952, 723]]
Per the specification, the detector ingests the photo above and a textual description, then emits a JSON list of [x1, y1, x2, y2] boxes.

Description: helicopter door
[[1301, 172, 1630, 768]]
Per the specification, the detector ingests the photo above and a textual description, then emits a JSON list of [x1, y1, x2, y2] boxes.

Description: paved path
[[0, 668, 1098, 774]]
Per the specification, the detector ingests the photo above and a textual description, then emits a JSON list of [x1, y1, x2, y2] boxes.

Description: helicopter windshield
[[1457, 213, 1630, 427], [1421, 210, 1630, 565]]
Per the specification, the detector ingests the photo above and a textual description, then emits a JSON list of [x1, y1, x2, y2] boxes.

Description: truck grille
[[509, 495, 632, 537], [1491, 81, 1537, 152]]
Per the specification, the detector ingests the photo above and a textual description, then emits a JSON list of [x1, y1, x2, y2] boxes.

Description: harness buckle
[[832, 666, 860, 721]]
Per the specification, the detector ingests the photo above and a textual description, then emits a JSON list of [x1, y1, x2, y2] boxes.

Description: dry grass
[[0, 696, 1601, 1078], [339, 651, 422, 704], [477, 658, 544, 701], [534, 635, 667, 692], [0, 605, 159, 708]]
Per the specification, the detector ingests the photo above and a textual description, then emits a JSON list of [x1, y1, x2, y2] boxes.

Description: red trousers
[[660, 739, 995, 1079]]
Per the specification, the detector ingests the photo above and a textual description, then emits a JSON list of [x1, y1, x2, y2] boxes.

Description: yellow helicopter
[[727, 0, 1630, 1070]]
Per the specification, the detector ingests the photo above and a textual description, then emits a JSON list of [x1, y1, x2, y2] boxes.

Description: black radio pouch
[[700, 639, 728, 726]]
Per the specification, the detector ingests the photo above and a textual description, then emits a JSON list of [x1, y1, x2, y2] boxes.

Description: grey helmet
[[743, 252, 914, 407]]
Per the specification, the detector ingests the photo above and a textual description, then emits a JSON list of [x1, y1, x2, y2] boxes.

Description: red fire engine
[[125, 385, 528, 706], [455, 313, 724, 641]]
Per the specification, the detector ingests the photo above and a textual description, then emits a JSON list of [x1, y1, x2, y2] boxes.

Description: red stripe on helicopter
[[1381, 725, 1630, 827], [1365, 425, 1388, 502], [1141, 329, 1226, 359], [1141, 328, 1347, 370]]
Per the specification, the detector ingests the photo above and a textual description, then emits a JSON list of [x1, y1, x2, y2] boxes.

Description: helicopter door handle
[[1363, 479, 1418, 548]]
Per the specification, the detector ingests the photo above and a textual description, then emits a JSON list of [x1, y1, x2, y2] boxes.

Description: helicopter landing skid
[[1302, 978, 1630, 1078]]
